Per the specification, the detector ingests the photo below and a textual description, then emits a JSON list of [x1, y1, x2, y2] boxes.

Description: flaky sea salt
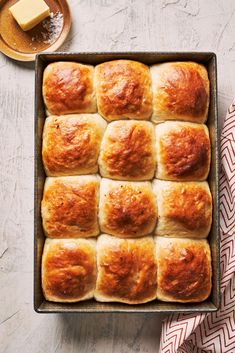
[[30, 11, 63, 45], [41, 12, 63, 44]]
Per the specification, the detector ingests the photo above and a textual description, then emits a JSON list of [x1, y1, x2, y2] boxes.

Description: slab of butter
[[9, 0, 50, 31]]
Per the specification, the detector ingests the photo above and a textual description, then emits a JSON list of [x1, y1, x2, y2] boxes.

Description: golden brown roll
[[42, 238, 97, 302], [43, 62, 97, 115], [95, 235, 157, 304], [42, 114, 107, 176], [41, 175, 100, 238], [153, 180, 212, 238], [155, 121, 211, 181], [150, 61, 209, 123], [155, 237, 212, 302], [99, 179, 157, 237], [99, 120, 156, 180], [95, 60, 152, 121]]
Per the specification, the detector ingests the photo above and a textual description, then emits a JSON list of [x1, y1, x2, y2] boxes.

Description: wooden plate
[[0, 0, 71, 61]]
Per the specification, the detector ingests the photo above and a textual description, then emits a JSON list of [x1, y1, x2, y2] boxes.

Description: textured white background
[[0, 0, 235, 352]]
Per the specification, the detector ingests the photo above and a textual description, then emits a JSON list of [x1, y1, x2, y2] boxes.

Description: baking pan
[[34, 52, 220, 313]]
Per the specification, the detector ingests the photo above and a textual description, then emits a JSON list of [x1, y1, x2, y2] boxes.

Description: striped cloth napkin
[[160, 100, 235, 353]]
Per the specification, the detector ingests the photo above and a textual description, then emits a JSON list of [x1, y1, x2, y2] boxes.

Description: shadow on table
[[0, 54, 35, 70], [58, 312, 165, 352]]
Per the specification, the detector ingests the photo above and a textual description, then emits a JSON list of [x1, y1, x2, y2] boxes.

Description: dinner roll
[[155, 237, 212, 302], [42, 238, 97, 302], [150, 61, 209, 123], [43, 62, 96, 115], [155, 121, 211, 181], [95, 60, 152, 121], [41, 175, 100, 238], [42, 114, 107, 176], [99, 120, 156, 180], [153, 180, 212, 238], [99, 179, 157, 237], [95, 235, 157, 304]]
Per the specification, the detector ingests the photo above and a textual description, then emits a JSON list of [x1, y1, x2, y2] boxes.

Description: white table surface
[[0, 0, 235, 352]]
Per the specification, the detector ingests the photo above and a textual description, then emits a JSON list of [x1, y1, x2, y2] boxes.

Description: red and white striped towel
[[160, 101, 235, 353]]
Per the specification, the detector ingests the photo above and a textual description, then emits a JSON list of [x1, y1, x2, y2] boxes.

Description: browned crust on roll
[[100, 181, 157, 237], [157, 122, 211, 180], [43, 62, 96, 115], [42, 115, 106, 176], [42, 239, 96, 302], [95, 236, 157, 304], [161, 127, 210, 178], [153, 180, 212, 238], [99, 121, 156, 180], [95, 60, 152, 121], [41, 177, 99, 238], [165, 184, 212, 231], [160, 63, 208, 117], [156, 238, 212, 302], [151, 62, 209, 123]]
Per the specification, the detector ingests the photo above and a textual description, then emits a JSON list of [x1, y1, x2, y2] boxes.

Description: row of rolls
[[42, 235, 212, 304], [41, 59, 212, 305], [42, 176, 212, 239], [42, 115, 211, 182], [42, 60, 210, 124]]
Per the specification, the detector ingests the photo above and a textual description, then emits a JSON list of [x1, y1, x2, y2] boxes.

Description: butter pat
[[9, 0, 50, 31]]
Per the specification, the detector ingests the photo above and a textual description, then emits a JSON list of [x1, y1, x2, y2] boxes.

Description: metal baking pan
[[34, 52, 220, 313]]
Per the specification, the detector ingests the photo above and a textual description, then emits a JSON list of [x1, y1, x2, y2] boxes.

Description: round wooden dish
[[0, 0, 71, 61]]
